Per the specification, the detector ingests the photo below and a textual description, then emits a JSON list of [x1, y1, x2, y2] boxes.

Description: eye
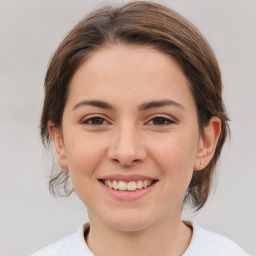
[[80, 115, 110, 125], [147, 115, 176, 126]]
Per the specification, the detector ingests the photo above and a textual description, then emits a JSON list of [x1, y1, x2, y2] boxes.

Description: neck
[[86, 212, 192, 256]]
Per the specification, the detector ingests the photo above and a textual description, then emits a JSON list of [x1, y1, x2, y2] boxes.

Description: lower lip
[[99, 181, 157, 201]]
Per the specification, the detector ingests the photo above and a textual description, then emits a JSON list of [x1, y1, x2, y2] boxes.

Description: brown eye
[[147, 116, 175, 126], [153, 117, 167, 125], [81, 116, 108, 125], [90, 117, 105, 125]]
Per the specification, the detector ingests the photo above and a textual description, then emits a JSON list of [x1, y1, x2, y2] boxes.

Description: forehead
[[67, 45, 195, 111]]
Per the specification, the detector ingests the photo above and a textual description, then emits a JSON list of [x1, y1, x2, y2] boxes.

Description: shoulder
[[30, 233, 77, 256], [183, 221, 251, 256], [30, 223, 93, 256]]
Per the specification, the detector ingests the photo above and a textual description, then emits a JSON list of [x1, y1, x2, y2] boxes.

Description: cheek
[[64, 133, 107, 181], [150, 132, 198, 188], [153, 132, 198, 166]]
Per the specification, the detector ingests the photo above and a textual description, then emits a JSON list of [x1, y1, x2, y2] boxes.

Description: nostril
[[110, 155, 143, 167], [120, 159, 140, 167]]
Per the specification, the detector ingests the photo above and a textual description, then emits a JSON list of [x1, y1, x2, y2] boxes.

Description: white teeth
[[107, 180, 113, 189], [113, 180, 118, 190], [103, 179, 154, 191], [127, 181, 136, 191], [137, 180, 143, 189], [118, 181, 127, 190]]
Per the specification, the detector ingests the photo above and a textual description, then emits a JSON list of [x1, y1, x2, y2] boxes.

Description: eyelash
[[146, 114, 176, 126], [80, 114, 109, 125], [80, 114, 176, 126]]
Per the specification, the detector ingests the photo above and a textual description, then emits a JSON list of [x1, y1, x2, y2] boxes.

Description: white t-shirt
[[30, 221, 250, 256]]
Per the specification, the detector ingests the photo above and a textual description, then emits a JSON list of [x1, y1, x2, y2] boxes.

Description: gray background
[[0, 0, 255, 255]]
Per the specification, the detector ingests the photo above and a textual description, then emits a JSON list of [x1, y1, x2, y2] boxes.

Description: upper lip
[[98, 174, 158, 182]]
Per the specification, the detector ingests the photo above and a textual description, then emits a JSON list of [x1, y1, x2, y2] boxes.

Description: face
[[51, 45, 209, 231]]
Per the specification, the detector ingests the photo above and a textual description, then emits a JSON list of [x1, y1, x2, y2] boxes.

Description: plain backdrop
[[0, 0, 255, 255]]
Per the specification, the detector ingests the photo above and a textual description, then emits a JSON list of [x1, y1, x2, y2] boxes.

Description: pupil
[[154, 118, 165, 125], [92, 118, 103, 125]]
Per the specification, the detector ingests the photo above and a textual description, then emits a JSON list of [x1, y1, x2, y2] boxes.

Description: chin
[[108, 220, 151, 232], [103, 210, 157, 232]]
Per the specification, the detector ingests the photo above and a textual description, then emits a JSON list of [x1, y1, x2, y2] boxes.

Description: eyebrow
[[138, 99, 185, 111], [72, 99, 185, 111], [72, 100, 115, 111]]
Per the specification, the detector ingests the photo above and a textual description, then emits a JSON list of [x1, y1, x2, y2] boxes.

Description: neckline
[[82, 220, 195, 255]]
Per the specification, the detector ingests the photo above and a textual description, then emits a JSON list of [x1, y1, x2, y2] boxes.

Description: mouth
[[99, 179, 157, 192]]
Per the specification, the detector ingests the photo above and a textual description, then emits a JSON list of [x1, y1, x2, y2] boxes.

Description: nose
[[107, 123, 147, 167]]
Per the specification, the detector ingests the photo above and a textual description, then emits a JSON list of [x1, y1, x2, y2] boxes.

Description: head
[[40, 1, 229, 215]]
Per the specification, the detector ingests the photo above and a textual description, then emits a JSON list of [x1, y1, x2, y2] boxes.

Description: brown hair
[[40, 1, 229, 210]]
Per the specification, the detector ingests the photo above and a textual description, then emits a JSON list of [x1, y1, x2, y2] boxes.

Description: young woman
[[31, 1, 250, 255]]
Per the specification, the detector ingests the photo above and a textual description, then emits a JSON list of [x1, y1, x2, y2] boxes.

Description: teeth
[[113, 180, 118, 190], [118, 181, 127, 190], [103, 179, 154, 191], [127, 181, 136, 191], [107, 180, 113, 189], [137, 180, 143, 189]]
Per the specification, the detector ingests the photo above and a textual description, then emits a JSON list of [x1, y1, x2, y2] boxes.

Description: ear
[[48, 121, 68, 170], [194, 117, 221, 171]]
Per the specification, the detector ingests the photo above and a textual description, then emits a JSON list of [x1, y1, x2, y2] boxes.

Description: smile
[[101, 179, 154, 191], [98, 174, 158, 200]]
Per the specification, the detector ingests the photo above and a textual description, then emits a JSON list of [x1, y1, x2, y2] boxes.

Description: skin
[[49, 45, 221, 256]]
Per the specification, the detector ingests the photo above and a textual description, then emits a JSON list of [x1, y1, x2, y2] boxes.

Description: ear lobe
[[48, 121, 68, 170], [194, 117, 221, 171]]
